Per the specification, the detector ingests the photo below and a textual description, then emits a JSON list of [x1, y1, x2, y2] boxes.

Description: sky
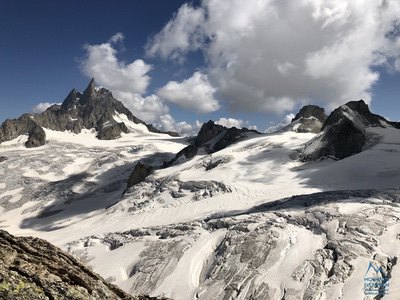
[[1, 0, 400, 134]]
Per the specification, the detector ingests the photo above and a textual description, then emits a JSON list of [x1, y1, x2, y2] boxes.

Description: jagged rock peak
[[61, 88, 79, 110], [80, 77, 96, 105], [0, 78, 178, 148], [301, 99, 395, 161], [195, 120, 226, 146], [196, 120, 259, 152], [322, 99, 387, 130], [284, 105, 327, 134], [292, 105, 327, 123]]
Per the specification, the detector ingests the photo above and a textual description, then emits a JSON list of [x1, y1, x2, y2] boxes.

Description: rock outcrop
[[25, 124, 46, 148], [301, 100, 391, 160], [194, 120, 259, 150], [163, 121, 259, 168], [97, 122, 128, 140], [0, 79, 178, 148], [127, 162, 154, 189], [286, 105, 327, 133], [194, 121, 226, 147], [0, 229, 156, 300]]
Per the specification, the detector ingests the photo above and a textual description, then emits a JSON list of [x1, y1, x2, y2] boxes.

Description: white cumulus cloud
[[146, 4, 205, 61], [147, 0, 400, 114], [32, 102, 59, 113], [215, 117, 257, 130], [81, 33, 151, 95], [80, 33, 171, 124], [265, 113, 295, 133], [157, 114, 202, 136], [157, 71, 220, 113]]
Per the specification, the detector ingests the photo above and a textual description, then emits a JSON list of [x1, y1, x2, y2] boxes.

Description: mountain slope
[[0, 229, 160, 300], [0, 79, 177, 148], [1, 98, 400, 299], [302, 100, 400, 160]]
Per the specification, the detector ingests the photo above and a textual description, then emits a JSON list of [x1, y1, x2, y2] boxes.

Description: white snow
[[2, 124, 400, 299], [152, 229, 227, 300]]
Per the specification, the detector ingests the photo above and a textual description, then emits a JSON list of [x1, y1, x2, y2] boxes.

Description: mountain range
[[1, 79, 400, 299]]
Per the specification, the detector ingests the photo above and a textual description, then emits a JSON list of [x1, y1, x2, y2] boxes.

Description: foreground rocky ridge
[[0, 79, 177, 148], [0, 230, 159, 300]]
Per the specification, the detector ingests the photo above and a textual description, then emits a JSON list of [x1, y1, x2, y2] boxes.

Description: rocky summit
[[290, 104, 327, 133], [0, 79, 177, 148], [195, 120, 260, 152], [0, 229, 159, 300], [301, 100, 399, 160]]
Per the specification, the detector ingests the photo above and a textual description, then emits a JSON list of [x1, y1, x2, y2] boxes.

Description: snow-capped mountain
[[1, 85, 400, 299], [0, 79, 177, 148]]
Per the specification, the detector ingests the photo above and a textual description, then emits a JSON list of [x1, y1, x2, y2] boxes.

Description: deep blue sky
[[1, 0, 400, 129], [0, 0, 200, 121]]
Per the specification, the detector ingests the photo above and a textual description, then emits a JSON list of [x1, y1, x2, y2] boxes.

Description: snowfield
[[1, 117, 400, 299]]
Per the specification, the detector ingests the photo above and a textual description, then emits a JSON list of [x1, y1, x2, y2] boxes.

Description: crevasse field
[[1, 114, 400, 299]]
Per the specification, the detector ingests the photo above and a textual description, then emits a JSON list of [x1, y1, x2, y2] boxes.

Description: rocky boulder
[[25, 124, 46, 148], [127, 162, 154, 190], [97, 122, 128, 140], [0, 229, 155, 300], [0, 115, 40, 144]]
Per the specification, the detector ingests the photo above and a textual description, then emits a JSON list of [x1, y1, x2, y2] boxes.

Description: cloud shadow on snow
[[19, 151, 176, 232]]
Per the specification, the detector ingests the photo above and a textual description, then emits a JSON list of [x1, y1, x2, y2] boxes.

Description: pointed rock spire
[[80, 78, 96, 105], [61, 88, 78, 110]]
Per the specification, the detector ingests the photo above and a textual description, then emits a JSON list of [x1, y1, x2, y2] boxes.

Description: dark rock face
[[302, 100, 388, 160], [163, 144, 198, 168], [146, 124, 179, 137], [127, 162, 154, 189], [322, 100, 383, 130], [213, 127, 251, 152], [25, 124, 46, 148], [195, 121, 226, 147], [163, 121, 259, 169], [97, 122, 128, 140], [195, 121, 259, 152], [0, 229, 152, 300], [288, 105, 327, 133], [292, 105, 327, 123], [0, 79, 178, 148], [0, 115, 39, 144]]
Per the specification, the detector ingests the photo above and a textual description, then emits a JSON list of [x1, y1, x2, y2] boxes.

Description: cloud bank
[[147, 0, 400, 114], [157, 72, 219, 113]]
